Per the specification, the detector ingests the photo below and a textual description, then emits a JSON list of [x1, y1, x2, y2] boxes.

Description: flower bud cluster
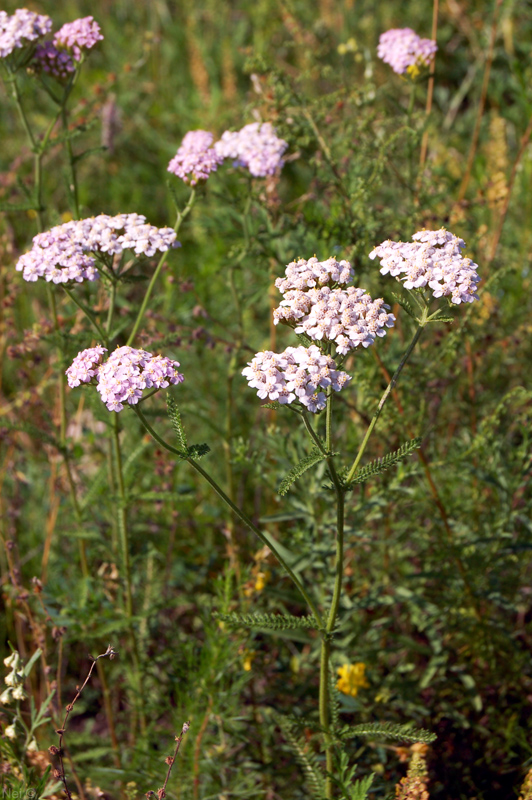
[[242, 345, 351, 413], [167, 130, 224, 186], [214, 122, 288, 177], [275, 256, 354, 294], [34, 40, 75, 78], [66, 346, 184, 412], [0, 8, 51, 59], [16, 214, 178, 284], [1, 651, 27, 706], [369, 228, 480, 304], [377, 28, 437, 75]]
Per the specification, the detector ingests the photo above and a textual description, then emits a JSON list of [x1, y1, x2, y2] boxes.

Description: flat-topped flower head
[[16, 214, 179, 284], [273, 255, 395, 355], [168, 130, 223, 186], [369, 227, 480, 304], [242, 345, 351, 413], [67, 345, 184, 412], [0, 8, 52, 59], [275, 256, 354, 294], [53, 16, 103, 61], [377, 28, 437, 75], [214, 122, 288, 177]]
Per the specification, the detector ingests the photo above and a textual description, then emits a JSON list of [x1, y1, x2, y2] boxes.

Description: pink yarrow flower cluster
[[369, 228, 480, 304], [33, 16, 102, 78], [0, 8, 51, 58], [167, 130, 224, 186], [16, 214, 178, 284], [242, 345, 351, 413], [273, 256, 395, 355], [377, 28, 437, 75], [214, 122, 288, 177], [53, 16, 103, 60], [66, 346, 184, 412]]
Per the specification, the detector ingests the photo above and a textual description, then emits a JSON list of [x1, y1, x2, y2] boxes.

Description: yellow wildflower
[[336, 662, 369, 697], [242, 650, 255, 672]]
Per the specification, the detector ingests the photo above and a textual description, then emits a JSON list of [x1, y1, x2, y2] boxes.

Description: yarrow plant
[[377, 27, 437, 75], [214, 122, 288, 177], [16, 214, 178, 283], [66, 346, 184, 412], [369, 228, 480, 304], [168, 130, 224, 185]]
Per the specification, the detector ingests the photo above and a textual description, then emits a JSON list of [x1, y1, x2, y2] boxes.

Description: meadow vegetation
[[1, 1, 532, 798]]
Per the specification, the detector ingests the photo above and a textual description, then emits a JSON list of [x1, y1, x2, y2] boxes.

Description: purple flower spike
[[167, 130, 224, 186]]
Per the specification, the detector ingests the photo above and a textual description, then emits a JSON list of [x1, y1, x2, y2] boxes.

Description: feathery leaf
[[341, 721, 436, 744], [345, 438, 422, 488], [214, 612, 318, 631], [278, 446, 328, 495]]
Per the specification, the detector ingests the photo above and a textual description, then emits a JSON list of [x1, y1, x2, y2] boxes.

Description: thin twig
[[49, 644, 117, 800], [146, 721, 191, 800]]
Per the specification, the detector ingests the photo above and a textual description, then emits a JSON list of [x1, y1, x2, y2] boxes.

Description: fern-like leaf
[[167, 395, 187, 450], [278, 447, 328, 496], [214, 612, 318, 631], [347, 774, 374, 800], [345, 438, 422, 488], [391, 292, 417, 320], [341, 721, 436, 744], [276, 716, 326, 799], [187, 443, 210, 459]]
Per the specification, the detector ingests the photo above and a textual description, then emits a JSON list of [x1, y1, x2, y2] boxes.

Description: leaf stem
[[132, 405, 324, 625], [126, 188, 196, 347], [345, 315, 427, 484]]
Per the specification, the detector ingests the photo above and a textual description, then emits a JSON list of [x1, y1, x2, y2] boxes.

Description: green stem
[[62, 104, 80, 218], [111, 415, 133, 619], [132, 405, 324, 626], [126, 189, 196, 347], [345, 317, 427, 484], [48, 288, 89, 578]]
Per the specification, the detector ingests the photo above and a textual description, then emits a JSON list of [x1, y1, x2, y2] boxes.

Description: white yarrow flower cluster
[[0, 8, 52, 59], [242, 345, 351, 413], [369, 228, 480, 304], [275, 256, 354, 294], [214, 122, 288, 177], [273, 256, 395, 356], [16, 214, 178, 284], [274, 287, 395, 355], [66, 346, 184, 412]]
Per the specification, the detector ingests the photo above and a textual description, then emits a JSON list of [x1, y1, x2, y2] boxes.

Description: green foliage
[[167, 395, 210, 460], [278, 446, 329, 496], [344, 438, 422, 488], [215, 612, 318, 631], [276, 715, 327, 799], [340, 722, 436, 745]]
